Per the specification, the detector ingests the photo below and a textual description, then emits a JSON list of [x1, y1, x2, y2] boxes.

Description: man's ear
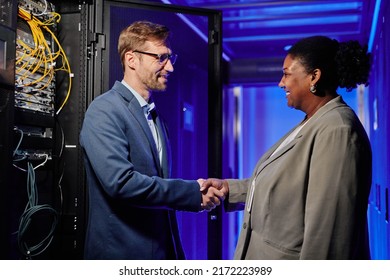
[[125, 51, 137, 69]]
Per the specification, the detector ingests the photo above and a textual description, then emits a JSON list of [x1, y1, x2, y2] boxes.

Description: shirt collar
[[121, 80, 148, 108]]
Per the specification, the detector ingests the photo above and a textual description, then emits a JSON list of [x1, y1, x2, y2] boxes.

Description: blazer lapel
[[259, 136, 302, 172], [132, 102, 163, 175], [113, 82, 162, 174], [255, 127, 303, 177], [245, 135, 302, 214], [155, 115, 171, 178]]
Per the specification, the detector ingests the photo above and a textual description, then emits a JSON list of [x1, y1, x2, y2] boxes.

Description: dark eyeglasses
[[133, 50, 178, 65]]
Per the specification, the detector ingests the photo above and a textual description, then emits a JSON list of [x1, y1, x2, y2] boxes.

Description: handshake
[[197, 178, 229, 212]]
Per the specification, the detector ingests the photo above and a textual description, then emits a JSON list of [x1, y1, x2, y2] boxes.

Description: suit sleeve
[[80, 97, 202, 212], [300, 125, 366, 259], [224, 178, 251, 211]]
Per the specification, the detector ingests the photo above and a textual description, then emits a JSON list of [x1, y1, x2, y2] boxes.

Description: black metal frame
[[95, 0, 223, 259]]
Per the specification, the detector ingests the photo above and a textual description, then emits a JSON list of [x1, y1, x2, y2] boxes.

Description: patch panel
[[18, 0, 55, 20], [16, 125, 53, 138], [15, 0, 56, 116], [15, 99, 55, 115], [15, 92, 53, 106], [15, 68, 55, 90], [16, 27, 53, 50]]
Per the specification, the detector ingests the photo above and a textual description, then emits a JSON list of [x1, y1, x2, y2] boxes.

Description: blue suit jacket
[[80, 81, 202, 259]]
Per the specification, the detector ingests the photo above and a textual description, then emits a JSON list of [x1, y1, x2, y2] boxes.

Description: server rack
[[0, 0, 18, 260], [0, 0, 89, 259]]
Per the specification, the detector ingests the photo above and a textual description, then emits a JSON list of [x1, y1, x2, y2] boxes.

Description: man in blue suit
[[80, 21, 226, 259]]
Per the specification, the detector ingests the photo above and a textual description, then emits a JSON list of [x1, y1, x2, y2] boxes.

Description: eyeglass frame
[[133, 50, 178, 65]]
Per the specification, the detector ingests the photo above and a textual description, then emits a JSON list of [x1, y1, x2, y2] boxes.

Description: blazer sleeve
[[300, 124, 370, 259], [80, 95, 202, 212], [224, 178, 251, 211]]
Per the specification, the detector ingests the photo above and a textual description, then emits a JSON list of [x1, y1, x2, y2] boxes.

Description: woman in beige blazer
[[203, 36, 372, 259]]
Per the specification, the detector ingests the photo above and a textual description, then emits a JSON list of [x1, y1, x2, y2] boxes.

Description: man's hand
[[197, 178, 229, 211]]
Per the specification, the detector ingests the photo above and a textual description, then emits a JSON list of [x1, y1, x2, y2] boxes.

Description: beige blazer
[[226, 96, 372, 260]]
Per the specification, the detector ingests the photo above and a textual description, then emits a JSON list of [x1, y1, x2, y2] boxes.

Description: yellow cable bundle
[[16, 6, 72, 115]]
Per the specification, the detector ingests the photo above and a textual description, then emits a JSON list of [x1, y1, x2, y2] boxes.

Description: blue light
[[260, 2, 361, 14], [368, 0, 382, 52], [223, 2, 362, 21], [233, 15, 359, 29], [224, 31, 351, 42]]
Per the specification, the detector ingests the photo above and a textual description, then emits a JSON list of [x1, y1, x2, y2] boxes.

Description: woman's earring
[[310, 84, 317, 93]]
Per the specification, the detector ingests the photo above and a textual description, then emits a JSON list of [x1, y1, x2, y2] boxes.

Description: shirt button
[[243, 223, 247, 229]]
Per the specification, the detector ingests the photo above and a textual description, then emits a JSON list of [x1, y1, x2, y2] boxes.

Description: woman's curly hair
[[336, 40, 371, 91]]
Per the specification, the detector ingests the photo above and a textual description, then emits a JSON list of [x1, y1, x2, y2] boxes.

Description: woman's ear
[[311, 68, 321, 84]]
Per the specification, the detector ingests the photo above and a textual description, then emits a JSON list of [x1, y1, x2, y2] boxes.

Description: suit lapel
[[245, 135, 302, 214], [257, 136, 302, 176], [252, 122, 303, 179], [155, 115, 171, 178], [113, 82, 162, 175], [133, 103, 163, 176]]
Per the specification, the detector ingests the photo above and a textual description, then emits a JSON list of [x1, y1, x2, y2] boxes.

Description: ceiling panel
[[161, 0, 374, 58], [155, 0, 376, 83]]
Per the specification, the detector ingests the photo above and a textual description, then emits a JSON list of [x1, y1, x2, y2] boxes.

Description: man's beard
[[143, 72, 167, 92]]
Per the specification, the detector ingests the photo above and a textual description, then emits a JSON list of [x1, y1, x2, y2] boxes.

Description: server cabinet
[[0, 0, 17, 260], [0, 0, 89, 259]]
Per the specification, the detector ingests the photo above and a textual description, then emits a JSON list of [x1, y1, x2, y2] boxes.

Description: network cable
[[16, 5, 72, 115], [17, 162, 58, 258]]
